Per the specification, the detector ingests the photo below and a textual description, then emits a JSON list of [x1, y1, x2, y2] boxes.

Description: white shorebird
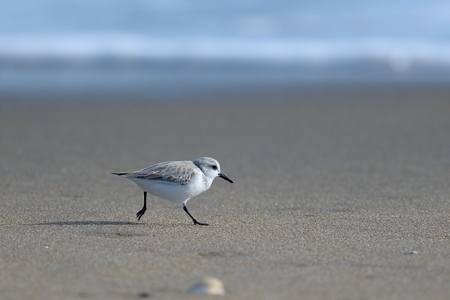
[[112, 157, 233, 225]]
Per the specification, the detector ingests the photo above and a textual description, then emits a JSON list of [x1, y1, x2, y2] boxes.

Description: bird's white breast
[[129, 171, 211, 205]]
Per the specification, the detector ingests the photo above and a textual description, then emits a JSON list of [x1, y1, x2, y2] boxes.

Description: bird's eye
[[211, 165, 218, 170]]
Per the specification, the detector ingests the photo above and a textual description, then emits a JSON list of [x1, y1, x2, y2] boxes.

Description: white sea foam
[[1, 34, 450, 65]]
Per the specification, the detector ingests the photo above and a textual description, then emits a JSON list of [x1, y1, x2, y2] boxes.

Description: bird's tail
[[112, 172, 128, 176]]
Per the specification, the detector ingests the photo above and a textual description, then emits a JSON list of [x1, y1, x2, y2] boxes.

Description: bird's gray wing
[[130, 161, 196, 185]]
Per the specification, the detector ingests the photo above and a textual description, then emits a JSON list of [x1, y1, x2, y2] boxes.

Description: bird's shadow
[[27, 221, 143, 226]]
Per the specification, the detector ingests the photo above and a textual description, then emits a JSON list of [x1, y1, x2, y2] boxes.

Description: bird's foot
[[193, 220, 209, 226], [136, 207, 146, 221]]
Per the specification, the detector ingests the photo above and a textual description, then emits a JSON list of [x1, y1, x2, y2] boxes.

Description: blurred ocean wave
[[2, 35, 450, 63], [1, 1, 450, 96]]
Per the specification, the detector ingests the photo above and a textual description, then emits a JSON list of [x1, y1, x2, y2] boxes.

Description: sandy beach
[[1, 83, 449, 299]]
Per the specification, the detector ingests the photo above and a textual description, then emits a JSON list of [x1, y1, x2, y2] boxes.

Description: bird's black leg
[[136, 192, 147, 221], [183, 203, 208, 226]]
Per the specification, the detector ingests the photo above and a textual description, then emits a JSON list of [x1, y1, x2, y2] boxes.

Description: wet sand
[[1, 83, 450, 299]]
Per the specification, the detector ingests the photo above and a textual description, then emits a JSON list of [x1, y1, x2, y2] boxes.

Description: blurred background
[[1, 0, 450, 98]]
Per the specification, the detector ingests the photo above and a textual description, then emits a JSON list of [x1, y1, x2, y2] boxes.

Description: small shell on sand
[[188, 277, 225, 296]]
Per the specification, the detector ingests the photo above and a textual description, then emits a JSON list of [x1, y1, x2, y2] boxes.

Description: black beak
[[218, 173, 233, 183]]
